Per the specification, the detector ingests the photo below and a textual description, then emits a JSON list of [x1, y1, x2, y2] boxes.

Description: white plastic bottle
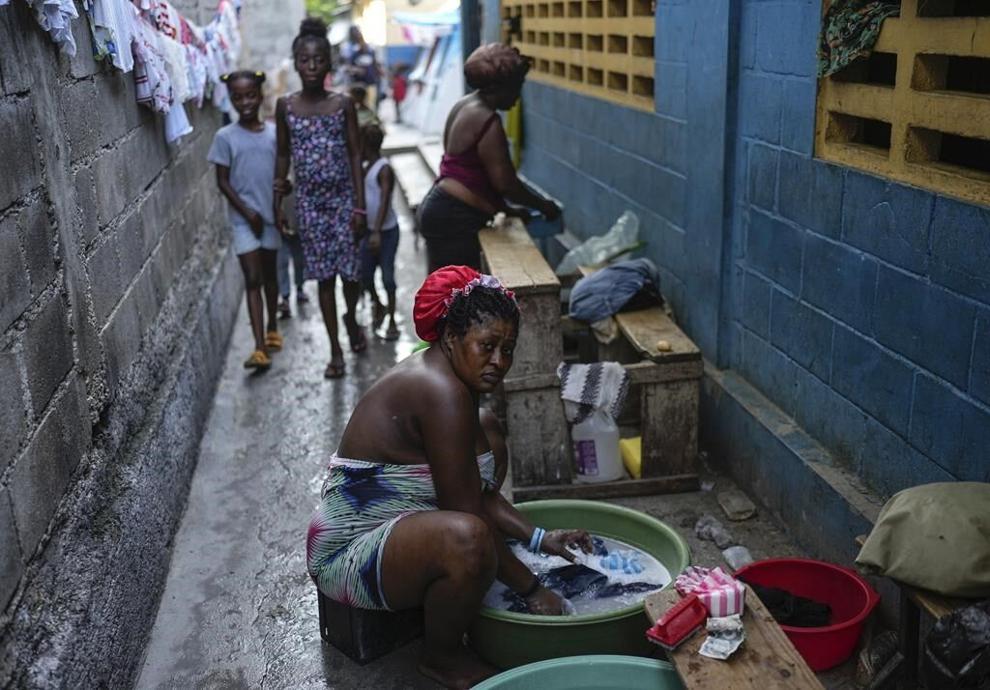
[[571, 410, 623, 483]]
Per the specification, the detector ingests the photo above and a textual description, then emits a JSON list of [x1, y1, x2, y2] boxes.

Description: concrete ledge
[[700, 362, 883, 566], [0, 238, 242, 688]]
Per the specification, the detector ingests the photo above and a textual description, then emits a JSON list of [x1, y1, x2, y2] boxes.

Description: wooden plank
[[505, 386, 571, 487], [479, 219, 560, 295], [512, 474, 699, 501], [502, 360, 703, 393], [614, 307, 701, 364], [507, 289, 564, 378], [644, 586, 826, 690], [625, 359, 704, 385], [640, 378, 699, 478]]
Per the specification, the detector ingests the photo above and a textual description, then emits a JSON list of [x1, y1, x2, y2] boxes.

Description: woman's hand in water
[[540, 529, 594, 562], [525, 585, 567, 615]]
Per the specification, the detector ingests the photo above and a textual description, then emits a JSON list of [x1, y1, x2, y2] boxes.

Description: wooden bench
[[480, 221, 701, 499], [480, 219, 571, 489], [644, 587, 825, 690], [566, 265, 703, 487], [853, 535, 970, 689]]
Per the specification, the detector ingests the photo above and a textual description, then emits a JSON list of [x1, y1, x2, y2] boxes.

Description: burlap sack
[[856, 482, 990, 598]]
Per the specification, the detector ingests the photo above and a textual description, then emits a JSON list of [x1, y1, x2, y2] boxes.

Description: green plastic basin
[[473, 654, 685, 689], [469, 500, 690, 669]]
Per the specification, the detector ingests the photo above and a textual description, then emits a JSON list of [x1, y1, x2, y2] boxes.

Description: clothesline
[[2, 0, 243, 143]]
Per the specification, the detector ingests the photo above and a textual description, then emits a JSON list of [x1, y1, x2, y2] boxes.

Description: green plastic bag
[[856, 482, 990, 598]]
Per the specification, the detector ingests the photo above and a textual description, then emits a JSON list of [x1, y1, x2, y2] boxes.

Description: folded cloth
[[556, 361, 629, 424], [675, 566, 746, 618], [568, 258, 661, 323]]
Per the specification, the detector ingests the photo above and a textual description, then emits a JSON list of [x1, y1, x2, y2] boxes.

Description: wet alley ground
[[135, 194, 856, 689], [136, 193, 435, 690]]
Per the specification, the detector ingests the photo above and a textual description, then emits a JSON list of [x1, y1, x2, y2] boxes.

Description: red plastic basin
[[735, 558, 880, 671]]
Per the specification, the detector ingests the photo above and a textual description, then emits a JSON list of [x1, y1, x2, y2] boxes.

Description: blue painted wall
[[482, 0, 990, 497], [725, 0, 990, 496]]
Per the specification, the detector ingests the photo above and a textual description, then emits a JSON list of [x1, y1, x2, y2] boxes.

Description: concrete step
[[418, 141, 443, 178], [390, 151, 436, 211]]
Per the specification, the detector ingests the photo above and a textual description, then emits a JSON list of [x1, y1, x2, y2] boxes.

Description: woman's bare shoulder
[[379, 352, 471, 412]]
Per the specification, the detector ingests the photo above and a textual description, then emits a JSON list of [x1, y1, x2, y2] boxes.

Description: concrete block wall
[[482, 0, 989, 510], [487, 0, 732, 356], [727, 0, 990, 499], [0, 2, 242, 685]]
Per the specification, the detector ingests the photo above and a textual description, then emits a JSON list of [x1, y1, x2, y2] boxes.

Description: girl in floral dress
[[274, 17, 367, 379]]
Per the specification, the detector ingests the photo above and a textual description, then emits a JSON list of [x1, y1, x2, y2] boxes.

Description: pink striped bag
[[674, 566, 746, 617]]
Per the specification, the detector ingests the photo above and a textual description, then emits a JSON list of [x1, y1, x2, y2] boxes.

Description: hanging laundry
[[204, 35, 231, 112], [164, 101, 192, 143], [147, 0, 182, 40], [211, 0, 241, 63], [158, 33, 190, 103], [132, 12, 173, 112], [23, 0, 80, 55], [83, 0, 137, 72], [819, 0, 900, 77]]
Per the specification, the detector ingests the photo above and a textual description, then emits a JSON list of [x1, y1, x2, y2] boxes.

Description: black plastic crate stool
[[317, 588, 423, 664]]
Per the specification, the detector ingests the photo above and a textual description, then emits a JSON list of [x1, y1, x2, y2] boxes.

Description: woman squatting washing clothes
[[417, 44, 562, 271], [307, 266, 594, 689]]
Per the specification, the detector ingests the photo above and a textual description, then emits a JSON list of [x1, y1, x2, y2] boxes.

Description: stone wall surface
[[0, 1, 248, 686], [482, 0, 990, 517]]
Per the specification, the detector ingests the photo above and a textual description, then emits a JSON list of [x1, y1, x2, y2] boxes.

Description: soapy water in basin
[[483, 535, 672, 616]]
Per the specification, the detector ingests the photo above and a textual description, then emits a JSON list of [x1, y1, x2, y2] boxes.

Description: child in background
[[275, 17, 368, 380], [391, 65, 407, 124], [348, 85, 380, 128], [359, 123, 400, 341], [276, 188, 309, 318], [209, 70, 283, 370]]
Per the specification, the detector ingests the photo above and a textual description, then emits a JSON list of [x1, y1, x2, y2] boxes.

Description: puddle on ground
[[483, 535, 671, 616]]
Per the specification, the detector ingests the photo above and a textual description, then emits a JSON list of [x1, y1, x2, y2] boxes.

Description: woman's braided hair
[[437, 286, 520, 340]]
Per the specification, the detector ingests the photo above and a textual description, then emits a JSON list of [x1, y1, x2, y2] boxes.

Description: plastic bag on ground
[[923, 599, 990, 689], [555, 211, 640, 276]]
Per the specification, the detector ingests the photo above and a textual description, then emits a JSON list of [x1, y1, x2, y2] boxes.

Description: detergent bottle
[[571, 409, 623, 483]]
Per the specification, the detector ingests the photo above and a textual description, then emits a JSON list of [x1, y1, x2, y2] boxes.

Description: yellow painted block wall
[[501, 0, 656, 111], [816, 0, 990, 206]]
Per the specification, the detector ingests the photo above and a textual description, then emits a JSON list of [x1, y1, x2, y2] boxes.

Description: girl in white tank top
[[360, 125, 401, 340]]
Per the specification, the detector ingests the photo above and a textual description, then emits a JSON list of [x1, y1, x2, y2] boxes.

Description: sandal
[[372, 302, 386, 329], [243, 349, 272, 370], [265, 330, 284, 352], [324, 360, 346, 379], [345, 317, 368, 354], [383, 323, 400, 341]]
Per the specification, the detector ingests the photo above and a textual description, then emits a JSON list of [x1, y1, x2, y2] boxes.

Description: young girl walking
[[208, 70, 283, 371], [359, 123, 400, 341], [274, 17, 368, 379]]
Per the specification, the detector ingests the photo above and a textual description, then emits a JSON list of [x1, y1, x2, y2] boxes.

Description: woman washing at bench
[[418, 44, 561, 271], [306, 266, 592, 689]]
